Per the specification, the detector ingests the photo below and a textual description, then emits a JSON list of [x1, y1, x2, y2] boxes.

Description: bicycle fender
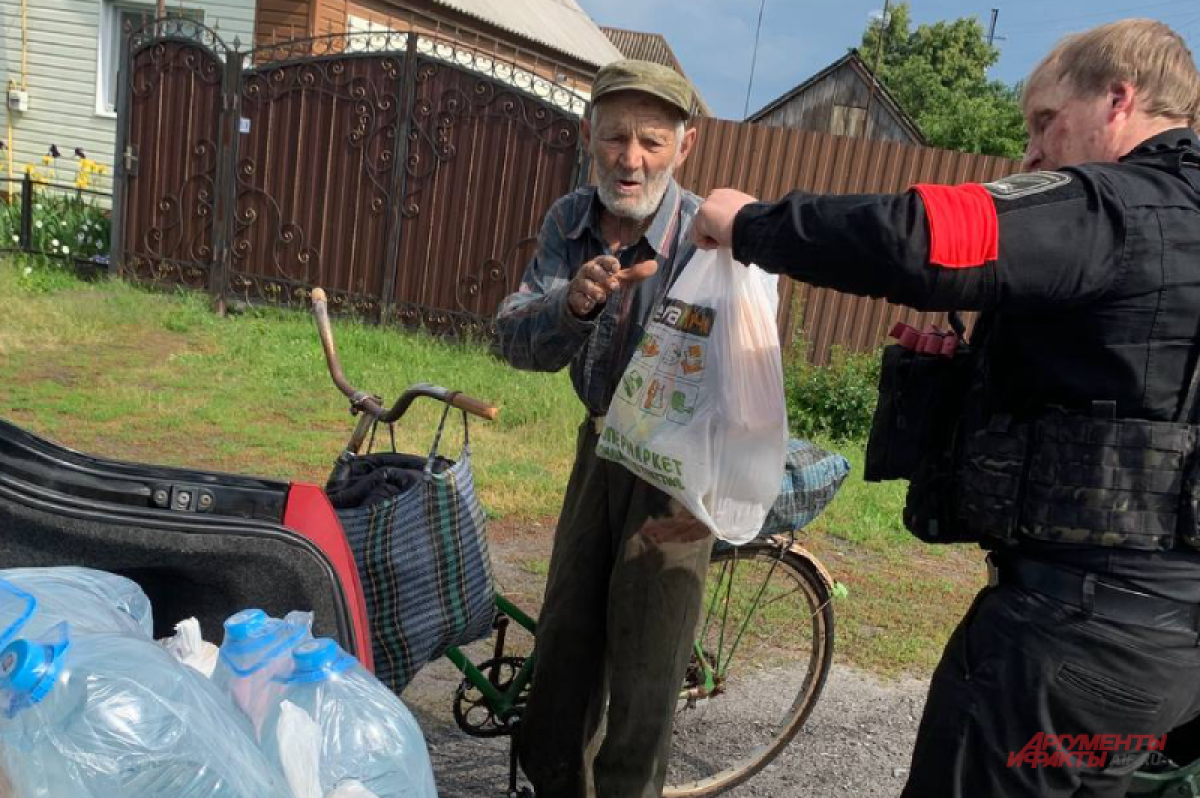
[[770, 535, 836, 593]]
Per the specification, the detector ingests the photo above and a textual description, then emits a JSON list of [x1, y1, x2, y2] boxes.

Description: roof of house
[[600, 26, 711, 116], [427, 0, 623, 70], [747, 50, 925, 143]]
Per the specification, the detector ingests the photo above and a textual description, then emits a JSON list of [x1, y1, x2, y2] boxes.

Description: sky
[[574, 0, 1200, 120]]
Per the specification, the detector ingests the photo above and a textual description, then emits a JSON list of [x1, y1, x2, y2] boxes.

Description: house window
[[831, 104, 867, 137], [99, 4, 204, 114]]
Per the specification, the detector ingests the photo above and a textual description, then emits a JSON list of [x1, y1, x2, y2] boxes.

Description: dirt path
[[404, 521, 934, 798]]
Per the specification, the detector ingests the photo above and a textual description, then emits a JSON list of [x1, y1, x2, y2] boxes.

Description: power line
[[1002, 0, 1197, 33], [1174, 9, 1200, 35], [743, 0, 768, 119], [864, 0, 892, 133]]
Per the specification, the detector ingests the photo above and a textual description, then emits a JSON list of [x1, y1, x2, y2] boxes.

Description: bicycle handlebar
[[310, 288, 500, 423]]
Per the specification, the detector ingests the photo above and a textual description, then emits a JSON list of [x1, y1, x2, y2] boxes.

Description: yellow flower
[[75, 175, 89, 189], [41, 154, 51, 166], [96, 164, 107, 175], [23, 164, 33, 175]]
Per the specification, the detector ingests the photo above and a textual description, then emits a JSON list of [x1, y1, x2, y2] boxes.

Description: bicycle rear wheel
[[664, 537, 835, 797]]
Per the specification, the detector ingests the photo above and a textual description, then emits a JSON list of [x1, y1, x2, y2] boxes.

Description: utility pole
[[987, 8, 1000, 46], [743, 0, 768, 119], [863, 0, 892, 137]]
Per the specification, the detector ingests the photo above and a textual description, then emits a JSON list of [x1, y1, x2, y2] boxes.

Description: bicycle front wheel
[[664, 537, 835, 797]]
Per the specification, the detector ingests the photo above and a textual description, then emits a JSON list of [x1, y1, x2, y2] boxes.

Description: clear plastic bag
[[260, 639, 437, 798], [0, 567, 153, 643], [212, 609, 312, 733], [597, 248, 788, 544], [0, 623, 288, 798]]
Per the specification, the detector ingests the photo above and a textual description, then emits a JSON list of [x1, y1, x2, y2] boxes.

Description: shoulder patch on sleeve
[[983, 171, 1072, 200]]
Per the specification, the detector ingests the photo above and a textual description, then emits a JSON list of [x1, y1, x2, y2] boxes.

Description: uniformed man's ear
[[581, 115, 592, 149], [1108, 81, 1135, 121]]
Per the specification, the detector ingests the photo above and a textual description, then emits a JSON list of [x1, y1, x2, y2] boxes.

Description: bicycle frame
[[445, 533, 818, 720], [444, 594, 538, 724]]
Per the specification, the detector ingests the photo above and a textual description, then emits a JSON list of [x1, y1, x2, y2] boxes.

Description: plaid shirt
[[496, 179, 700, 415]]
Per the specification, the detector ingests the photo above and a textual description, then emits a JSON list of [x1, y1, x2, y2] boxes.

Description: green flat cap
[[592, 59, 695, 118]]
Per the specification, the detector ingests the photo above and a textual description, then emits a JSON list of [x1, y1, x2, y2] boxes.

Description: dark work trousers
[[901, 576, 1200, 798], [517, 419, 715, 798]]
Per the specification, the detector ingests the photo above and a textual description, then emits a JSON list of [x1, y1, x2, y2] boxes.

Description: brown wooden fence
[[675, 117, 1020, 364]]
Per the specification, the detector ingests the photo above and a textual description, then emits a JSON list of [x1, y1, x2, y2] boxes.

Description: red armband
[[912, 183, 999, 268]]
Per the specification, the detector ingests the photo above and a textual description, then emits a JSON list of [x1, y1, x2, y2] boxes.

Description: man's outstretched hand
[[691, 189, 758, 250], [567, 257, 658, 318]]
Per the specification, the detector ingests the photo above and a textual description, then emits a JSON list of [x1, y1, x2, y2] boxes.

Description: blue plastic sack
[[759, 438, 851, 537]]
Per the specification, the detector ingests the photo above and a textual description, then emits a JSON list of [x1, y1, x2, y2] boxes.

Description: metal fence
[[113, 18, 587, 338], [675, 117, 1020, 363], [111, 19, 1024, 360], [0, 174, 113, 277]]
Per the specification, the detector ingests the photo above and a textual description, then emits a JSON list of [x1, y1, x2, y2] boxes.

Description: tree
[[860, 3, 1027, 159]]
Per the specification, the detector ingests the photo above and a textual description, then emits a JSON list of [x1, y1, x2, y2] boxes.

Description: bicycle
[[309, 289, 837, 797]]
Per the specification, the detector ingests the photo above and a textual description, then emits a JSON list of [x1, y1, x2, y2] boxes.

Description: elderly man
[[693, 19, 1200, 798], [494, 60, 708, 798]]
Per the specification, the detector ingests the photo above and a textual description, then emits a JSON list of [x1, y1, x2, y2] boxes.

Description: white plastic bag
[[160, 617, 220, 678], [596, 247, 788, 544], [276, 700, 324, 798], [271, 701, 382, 798]]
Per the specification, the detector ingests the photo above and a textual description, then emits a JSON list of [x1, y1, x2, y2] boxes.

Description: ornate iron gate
[[113, 21, 586, 336]]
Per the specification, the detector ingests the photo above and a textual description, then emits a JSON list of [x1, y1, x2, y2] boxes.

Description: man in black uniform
[[692, 18, 1200, 798]]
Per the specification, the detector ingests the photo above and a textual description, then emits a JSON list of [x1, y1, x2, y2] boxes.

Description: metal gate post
[[378, 31, 420, 325], [110, 20, 139, 276], [208, 49, 243, 314]]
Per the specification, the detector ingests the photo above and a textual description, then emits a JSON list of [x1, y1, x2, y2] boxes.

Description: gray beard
[[596, 163, 675, 222]]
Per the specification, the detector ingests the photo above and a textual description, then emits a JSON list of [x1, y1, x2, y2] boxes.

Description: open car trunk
[[0, 418, 366, 661]]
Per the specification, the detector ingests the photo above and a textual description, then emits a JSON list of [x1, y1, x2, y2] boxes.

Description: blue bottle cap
[[285, 638, 355, 683], [220, 610, 309, 677], [0, 628, 69, 716], [223, 609, 268, 642], [0, 640, 47, 694]]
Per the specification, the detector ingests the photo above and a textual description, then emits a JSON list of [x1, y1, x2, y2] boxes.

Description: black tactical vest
[[872, 137, 1200, 552]]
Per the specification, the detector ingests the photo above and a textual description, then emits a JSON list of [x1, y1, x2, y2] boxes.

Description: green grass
[[0, 257, 985, 678], [0, 257, 580, 520], [519, 558, 551, 577]]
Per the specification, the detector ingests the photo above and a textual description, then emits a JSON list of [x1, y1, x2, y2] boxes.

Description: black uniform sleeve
[[731, 167, 1126, 313]]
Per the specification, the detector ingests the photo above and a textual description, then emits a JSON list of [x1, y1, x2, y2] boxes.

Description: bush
[[1, 158, 112, 265], [784, 342, 881, 442]]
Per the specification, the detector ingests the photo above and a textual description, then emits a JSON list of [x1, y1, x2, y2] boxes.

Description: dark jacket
[[732, 129, 1200, 599]]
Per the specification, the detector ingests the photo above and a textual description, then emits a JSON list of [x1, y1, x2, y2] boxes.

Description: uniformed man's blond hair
[[1026, 19, 1200, 128]]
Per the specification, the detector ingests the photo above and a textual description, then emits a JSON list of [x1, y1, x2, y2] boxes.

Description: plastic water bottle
[[0, 567, 153, 647], [0, 624, 289, 798], [260, 638, 438, 798], [212, 608, 311, 731]]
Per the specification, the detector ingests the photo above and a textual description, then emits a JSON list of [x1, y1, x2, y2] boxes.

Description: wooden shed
[[747, 50, 924, 144]]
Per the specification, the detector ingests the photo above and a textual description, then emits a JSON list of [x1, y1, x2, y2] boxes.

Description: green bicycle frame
[[444, 593, 538, 720]]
